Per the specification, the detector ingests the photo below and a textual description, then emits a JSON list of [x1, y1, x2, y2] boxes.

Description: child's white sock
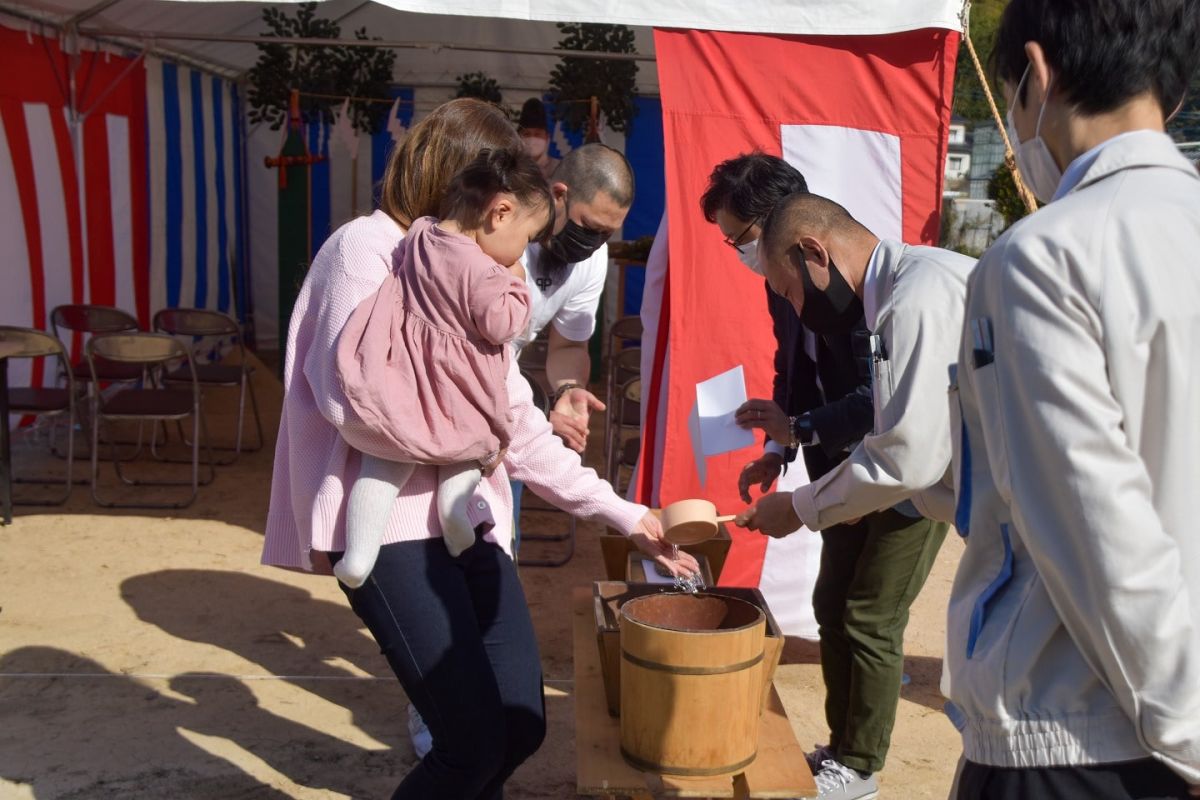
[[336, 455, 415, 588], [437, 462, 484, 557]]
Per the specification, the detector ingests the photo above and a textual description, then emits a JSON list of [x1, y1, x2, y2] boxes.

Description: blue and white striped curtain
[[145, 56, 247, 323]]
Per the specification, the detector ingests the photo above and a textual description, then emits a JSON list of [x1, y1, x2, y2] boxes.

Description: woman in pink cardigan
[[262, 99, 696, 800]]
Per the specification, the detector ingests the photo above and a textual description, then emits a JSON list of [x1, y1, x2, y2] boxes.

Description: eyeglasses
[[723, 218, 760, 254]]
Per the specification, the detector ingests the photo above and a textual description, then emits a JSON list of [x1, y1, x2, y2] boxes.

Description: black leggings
[[333, 536, 546, 799]]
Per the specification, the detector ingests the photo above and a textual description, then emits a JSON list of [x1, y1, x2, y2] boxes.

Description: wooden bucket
[[619, 593, 766, 776]]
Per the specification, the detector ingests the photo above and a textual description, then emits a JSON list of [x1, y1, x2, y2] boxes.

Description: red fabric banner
[[645, 28, 959, 586]]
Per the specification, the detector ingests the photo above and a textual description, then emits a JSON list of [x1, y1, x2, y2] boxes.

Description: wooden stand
[[573, 587, 816, 798]]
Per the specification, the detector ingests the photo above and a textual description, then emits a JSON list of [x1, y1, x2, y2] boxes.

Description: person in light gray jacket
[[736, 192, 975, 800], [946, 1, 1200, 798], [738, 193, 975, 534]]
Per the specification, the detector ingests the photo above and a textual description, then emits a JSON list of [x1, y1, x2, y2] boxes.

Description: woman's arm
[[501, 361, 697, 576]]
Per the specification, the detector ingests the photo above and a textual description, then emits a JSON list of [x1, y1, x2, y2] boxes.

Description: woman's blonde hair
[[379, 98, 521, 228]]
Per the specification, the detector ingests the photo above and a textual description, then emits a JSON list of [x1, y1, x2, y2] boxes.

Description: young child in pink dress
[[333, 148, 553, 587]]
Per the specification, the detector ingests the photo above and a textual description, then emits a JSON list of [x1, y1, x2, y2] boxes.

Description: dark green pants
[[812, 508, 948, 775]]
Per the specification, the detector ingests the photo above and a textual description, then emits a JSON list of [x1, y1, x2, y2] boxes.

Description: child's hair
[[439, 148, 555, 240]]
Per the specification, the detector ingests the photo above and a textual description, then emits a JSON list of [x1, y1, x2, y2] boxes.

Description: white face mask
[[522, 135, 548, 159], [736, 238, 764, 275], [1005, 64, 1062, 204]]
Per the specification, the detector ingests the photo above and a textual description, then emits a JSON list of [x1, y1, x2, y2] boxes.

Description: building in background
[[968, 123, 1005, 200], [944, 115, 972, 194]]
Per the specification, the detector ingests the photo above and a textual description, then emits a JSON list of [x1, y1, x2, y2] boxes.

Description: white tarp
[[333, 0, 962, 37]]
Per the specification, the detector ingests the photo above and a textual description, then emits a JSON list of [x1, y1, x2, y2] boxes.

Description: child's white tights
[[334, 454, 483, 588]]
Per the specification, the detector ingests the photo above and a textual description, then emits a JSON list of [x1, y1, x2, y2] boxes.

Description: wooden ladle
[[661, 499, 736, 545]]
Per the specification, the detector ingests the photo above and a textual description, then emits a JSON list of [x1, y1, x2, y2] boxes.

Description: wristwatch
[[788, 413, 815, 448]]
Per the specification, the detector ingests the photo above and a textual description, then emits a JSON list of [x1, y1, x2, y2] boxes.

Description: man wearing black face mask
[[503, 144, 633, 561], [736, 193, 974, 796], [740, 191, 974, 534], [512, 143, 635, 454]]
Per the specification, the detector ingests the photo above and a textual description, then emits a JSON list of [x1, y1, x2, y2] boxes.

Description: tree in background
[[548, 23, 639, 136], [988, 163, 1031, 228], [247, 2, 395, 134], [455, 72, 504, 107], [953, 0, 1009, 123]]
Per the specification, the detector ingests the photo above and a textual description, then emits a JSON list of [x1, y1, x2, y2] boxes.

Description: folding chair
[[603, 318, 641, 450], [0, 326, 79, 505], [605, 352, 642, 484], [50, 304, 142, 459], [607, 375, 643, 491], [153, 308, 263, 465], [87, 333, 214, 509], [515, 367, 576, 568]]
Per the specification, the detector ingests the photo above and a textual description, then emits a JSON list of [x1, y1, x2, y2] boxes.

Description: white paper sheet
[[695, 365, 756, 456], [687, 401, 707, 488]]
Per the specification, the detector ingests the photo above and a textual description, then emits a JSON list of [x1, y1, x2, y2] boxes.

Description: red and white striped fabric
[[637, 28, 959, 635], [0, 23, 148, 399], [1, 24, 245, 421]]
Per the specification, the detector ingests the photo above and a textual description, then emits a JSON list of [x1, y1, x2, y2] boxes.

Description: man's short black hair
[[554, 143, 635, 208], [700, 153, 809, 224], [993, 0, 1200, 115]]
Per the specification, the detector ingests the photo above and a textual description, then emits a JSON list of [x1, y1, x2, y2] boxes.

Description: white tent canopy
[[0, 0, 963, 346], [4, 0, 963, 92]]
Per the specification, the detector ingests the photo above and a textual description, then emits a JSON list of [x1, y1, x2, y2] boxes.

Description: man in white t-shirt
[[515, 143, 636, 453]]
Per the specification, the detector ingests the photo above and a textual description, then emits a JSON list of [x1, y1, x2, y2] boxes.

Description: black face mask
[[547, 218, 608, 265], [535, 216, 609, 286], [797, 249, 864, 335]]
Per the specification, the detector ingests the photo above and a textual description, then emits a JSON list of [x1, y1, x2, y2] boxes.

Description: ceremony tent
[[1, 0, 963, 633]]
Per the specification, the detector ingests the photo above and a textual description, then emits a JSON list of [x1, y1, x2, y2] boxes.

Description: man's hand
[[735, 399, 791, 444], [734, 491, 803, 538], [507, 260, 527, 281], [629, 512, 701, 579], [738, 452, 785, 503], [549, 387, 604, 453]]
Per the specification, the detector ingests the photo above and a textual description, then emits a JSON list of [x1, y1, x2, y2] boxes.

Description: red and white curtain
[[637, 27, 960, 634]]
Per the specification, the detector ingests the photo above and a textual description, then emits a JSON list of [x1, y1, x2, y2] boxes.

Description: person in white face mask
[[703, 155, 903, 800], [517, 97, 560, 180], [945, 1, 1200, 798]]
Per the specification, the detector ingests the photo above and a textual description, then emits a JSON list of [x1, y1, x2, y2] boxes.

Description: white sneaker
[[812, 759, 878, 799], [407, 704, 432, 759]]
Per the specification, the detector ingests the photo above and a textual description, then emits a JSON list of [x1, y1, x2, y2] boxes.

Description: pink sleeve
[[469, 266, 532, 346], [500, 359, 647, 535]]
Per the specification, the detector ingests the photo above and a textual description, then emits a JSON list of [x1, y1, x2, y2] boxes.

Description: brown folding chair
[[51, 304, 141, 385], [87, 333, 213, 509], [153, 308, 262, 465], [607, 375, 642, 492], [605, 349, 641, 483], [604, 318, 642, 449], [50, 304, 142, 459], [0, 326, 79, 505]]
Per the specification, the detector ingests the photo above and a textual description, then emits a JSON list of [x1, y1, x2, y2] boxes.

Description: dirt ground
[[0, 354, 964, 799]]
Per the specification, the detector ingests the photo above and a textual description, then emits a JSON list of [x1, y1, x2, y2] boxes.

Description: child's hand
[[479, 448, 507, 477], [507, 260, 526, 282]]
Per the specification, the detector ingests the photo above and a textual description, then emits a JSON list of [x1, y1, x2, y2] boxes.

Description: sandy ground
[[0, 354, 964, 799]]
